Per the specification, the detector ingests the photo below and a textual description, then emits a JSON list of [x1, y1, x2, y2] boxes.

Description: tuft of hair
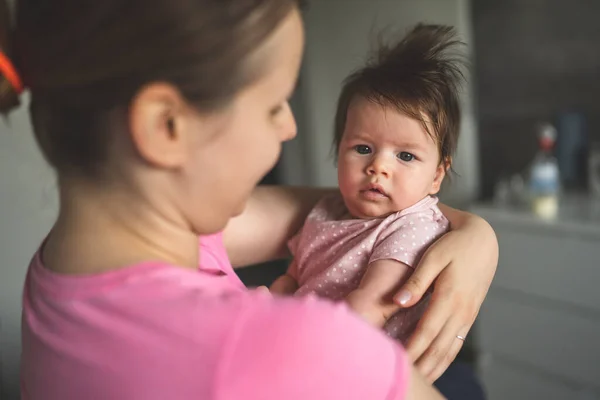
[[333, 23, 467, 167]]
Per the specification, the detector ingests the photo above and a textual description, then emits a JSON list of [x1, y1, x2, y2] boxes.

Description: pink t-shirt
[[290, 194, 449, 343], [21, 232, 410, 399]]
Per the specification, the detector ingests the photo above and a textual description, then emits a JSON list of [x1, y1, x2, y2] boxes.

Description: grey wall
[[0, 93, 58, 399], [281, 0, 480, 207]]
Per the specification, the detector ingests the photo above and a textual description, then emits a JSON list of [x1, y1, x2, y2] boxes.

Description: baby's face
[[337, 97, 446, 219]]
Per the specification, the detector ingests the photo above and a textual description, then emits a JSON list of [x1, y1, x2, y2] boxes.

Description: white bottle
[[529, 123, 560, 219]]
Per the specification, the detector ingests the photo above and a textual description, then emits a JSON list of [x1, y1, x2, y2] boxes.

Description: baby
[[271, 24, 465, 343]]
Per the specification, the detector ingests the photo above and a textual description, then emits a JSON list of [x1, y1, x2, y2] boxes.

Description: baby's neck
[[343, 194, 433, 220]]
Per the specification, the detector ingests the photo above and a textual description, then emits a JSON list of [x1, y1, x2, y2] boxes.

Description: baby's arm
[[269, 260, 299, 295], [346, 259, 411, 327]]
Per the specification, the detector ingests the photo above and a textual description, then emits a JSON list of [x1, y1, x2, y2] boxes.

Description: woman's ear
[[430, 157, 451, 195], [128, 83, 189, 169]]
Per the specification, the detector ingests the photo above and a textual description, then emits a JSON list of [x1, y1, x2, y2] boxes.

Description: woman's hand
[[395, 206, 498, 382]]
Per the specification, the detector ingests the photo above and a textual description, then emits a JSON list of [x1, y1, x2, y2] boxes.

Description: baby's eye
[[397, 152, 415, 162], [354, 145, 371, 155]]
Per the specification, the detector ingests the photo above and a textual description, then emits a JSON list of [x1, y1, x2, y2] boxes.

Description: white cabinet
[[471, 204, 600, 400]]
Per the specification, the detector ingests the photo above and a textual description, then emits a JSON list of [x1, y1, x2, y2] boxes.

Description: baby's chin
[[347, 202, 397, 220]]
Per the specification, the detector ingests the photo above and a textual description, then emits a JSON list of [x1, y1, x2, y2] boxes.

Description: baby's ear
[[430, 157, 451, 195]]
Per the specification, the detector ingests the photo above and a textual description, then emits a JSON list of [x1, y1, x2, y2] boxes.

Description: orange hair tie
[[0, 50, 23, 94]]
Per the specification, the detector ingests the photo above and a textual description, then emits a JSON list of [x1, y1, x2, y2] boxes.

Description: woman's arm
[[407, 369, 446, 400], [223, 185, 332, 267], [224, 186, 494, 268], [437, 203, 482, 231]]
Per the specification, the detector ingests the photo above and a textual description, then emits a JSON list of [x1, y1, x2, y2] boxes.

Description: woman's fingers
[[426, 329, 467, 382], [405, 284, 453, 362], [415, 314, 468, 381]]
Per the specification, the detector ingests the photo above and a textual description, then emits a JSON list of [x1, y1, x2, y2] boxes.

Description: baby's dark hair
[[333, 23, 466, 166]]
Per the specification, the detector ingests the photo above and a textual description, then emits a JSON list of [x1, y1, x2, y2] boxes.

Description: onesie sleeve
[[370, 212, 449, 268]]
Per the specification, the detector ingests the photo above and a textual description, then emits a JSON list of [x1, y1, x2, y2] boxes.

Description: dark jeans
[[434, 361, 486, 400]]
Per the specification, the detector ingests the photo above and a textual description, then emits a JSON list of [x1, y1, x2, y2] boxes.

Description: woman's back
[[22, 250, 410, 399]]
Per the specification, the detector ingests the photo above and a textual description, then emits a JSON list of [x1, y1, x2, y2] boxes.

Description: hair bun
[[0, 0, 22, 113], [0, 74, 20, 112]]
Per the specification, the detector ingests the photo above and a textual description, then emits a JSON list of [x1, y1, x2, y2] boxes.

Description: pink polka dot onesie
[[289, 193, 449, 343]]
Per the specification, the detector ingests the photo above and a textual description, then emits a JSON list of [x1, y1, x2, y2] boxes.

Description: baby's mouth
[[361, 185, 389, 199]]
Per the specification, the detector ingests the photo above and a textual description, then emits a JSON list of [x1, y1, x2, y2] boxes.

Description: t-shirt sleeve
[[370, 213, 449, 268], [216, 297, 410, 400], [199, 232, 232, 271]]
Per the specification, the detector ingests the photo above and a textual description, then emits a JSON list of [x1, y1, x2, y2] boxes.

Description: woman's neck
[[43, 179, 200, 275]]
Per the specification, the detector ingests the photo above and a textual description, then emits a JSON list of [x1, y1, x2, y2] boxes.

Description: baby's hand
[[346, 289, 394, 328], [269, 274, 299, 295]]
